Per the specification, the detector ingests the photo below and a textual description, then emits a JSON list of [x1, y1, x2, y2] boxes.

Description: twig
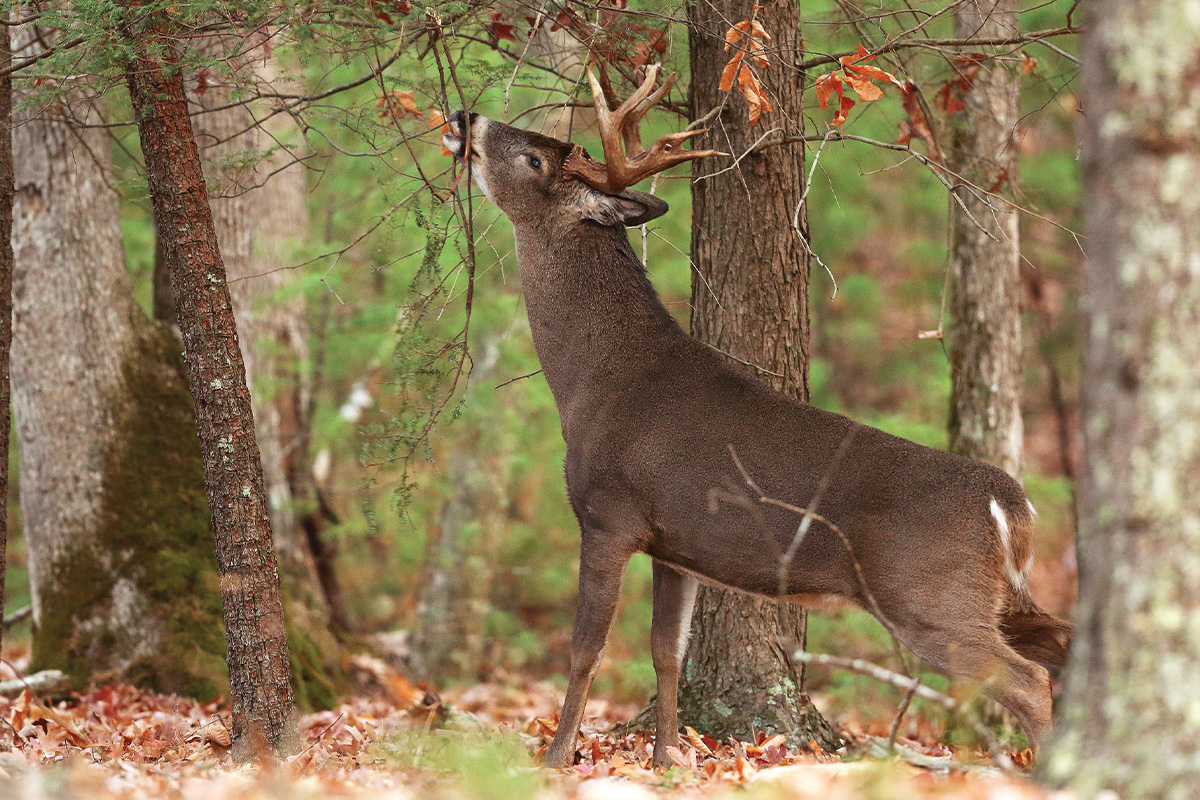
[[295, 711, 344, 759], [795, 26, 1079, 71], [0, 36, 85, 79], [725, 438, 901, 654], [887, 681, 920, 752], [494, 369, 543, 389], [503, 0, 551, 113], [792, 129, 839, 298], [3, 605, 31, 628]]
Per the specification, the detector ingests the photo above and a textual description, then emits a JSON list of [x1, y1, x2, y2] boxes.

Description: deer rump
[[575, 341, 1072, 673]]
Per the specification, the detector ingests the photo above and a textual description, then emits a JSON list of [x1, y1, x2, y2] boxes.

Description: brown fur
[[1002, 589, 1074, 672], [443, 111, 1067, 767]]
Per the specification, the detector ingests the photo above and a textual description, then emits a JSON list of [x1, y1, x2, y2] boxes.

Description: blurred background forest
[[2, 0, 1079, 745]]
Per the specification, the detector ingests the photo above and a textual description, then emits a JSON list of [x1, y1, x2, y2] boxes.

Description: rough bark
[[0, 18, 12, 659], [1043, 1, 1200, 797], [680, 0, 835, 747], [189, 56, 325, 606], [120, 6, 297, 757], [10, 32, 226, 695], [188, 43, 350, 699], [946, 0, 1024, 477]]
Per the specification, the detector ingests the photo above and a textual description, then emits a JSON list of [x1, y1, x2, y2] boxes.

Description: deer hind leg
[[542, 533, 631, 767], [649, 562, 699, 768], [893, 616, 1053, 747]]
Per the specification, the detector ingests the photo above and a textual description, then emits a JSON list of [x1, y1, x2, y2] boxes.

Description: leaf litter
[[0, 659, 1076, 799]]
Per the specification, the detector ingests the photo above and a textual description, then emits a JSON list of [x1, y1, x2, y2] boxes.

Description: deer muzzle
[[443, 110, 479, 161]]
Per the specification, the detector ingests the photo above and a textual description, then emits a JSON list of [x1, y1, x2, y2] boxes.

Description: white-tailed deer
[[443, 65, 1070, 768]]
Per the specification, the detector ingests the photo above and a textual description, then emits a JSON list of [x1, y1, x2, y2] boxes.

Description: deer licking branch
[[443, 65, 1071, 769]]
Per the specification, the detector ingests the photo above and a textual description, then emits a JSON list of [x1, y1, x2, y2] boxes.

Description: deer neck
[[514, 221, 683, 434]]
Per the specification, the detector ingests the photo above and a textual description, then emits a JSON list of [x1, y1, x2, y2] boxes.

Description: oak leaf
[[491, 12, 518, 43], [815, 45, 902, 125], [719, 8, 773, 124]]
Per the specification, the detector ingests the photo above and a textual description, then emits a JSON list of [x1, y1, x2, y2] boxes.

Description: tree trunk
[[119, 6, 297, 758], [1043, 2, 1200, 797], [189, 54, 326, 607], [0, 18, 13, 659], [945, 0, 1024, 477], [10, 31, 226, 696], [188, 42, 352, 698], [410, 447, 488, 683], [409, 343, 503, 684], [681, 0, 835, 747]]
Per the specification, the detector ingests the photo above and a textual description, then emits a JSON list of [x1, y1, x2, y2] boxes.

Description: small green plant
[[378, 728, 544, 800]]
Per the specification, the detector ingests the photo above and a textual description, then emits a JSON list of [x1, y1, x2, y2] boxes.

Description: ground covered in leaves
[[0, 656, 1073, 800]]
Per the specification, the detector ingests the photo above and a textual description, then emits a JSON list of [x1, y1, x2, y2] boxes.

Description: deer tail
[[991, 497, 1073, 672]]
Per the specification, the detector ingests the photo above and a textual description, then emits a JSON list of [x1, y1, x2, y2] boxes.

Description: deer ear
[[579, 189, 668, 227]]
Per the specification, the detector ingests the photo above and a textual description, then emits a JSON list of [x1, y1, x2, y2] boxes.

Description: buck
[[443, 66, 1071, 768]]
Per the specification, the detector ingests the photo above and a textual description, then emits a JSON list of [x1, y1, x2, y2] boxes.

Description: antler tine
[[584, 67, 627, 171], [567, 64, 725, 195], [620, 72, 676, 157], [595, 61, 622, 114]]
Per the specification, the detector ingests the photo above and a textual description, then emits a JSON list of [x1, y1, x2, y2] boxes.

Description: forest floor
[[0, 655, 1072, 800]]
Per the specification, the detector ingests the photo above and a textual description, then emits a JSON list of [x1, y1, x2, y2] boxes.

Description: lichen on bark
[[1043, 0, 1200, 796]]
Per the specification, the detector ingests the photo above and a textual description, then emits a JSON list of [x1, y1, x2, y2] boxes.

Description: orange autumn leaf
[[895, 79, 940, 160], [684, 725, 715, 757], [378, 88, 423, 121], [719, 58, 742, 93], [834, 93, 856, 125], [428, 108, 453, 156], [815, 72, 855, 125], [719, 7, 773, 124], [814, 72, 841, 109], [394, 90, 421, 116], [845, 62, 903, 88], [490, 12, 518, 42], [815, 44, 902, 126], [843, 70, 883, 102]]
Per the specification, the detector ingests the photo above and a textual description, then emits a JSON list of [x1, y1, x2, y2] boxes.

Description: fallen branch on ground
[[0, 669, 71, 700]]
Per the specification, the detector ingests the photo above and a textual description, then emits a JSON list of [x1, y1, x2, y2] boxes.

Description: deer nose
[[447, 110, 476, 137], [444, 111, 476, 160]]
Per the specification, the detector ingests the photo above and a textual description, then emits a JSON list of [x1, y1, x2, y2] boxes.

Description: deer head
[[442, 64, 723, 228]]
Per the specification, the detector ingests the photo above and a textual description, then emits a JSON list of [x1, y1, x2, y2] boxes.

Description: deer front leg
[[650, 562, 699, 768], [542, 534, 629, 767]]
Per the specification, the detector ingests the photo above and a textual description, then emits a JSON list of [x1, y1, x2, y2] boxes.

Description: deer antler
[[563, 64, 725, 195]]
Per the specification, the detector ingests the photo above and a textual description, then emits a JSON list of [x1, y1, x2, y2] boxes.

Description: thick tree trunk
[[120, 7, 297, 757], [0, 19, 13, 658], [1043, 2, 1200, 797], [946, 0, 1024, 477], [10, 32, 226, 696], [681, 0, 835, 747]]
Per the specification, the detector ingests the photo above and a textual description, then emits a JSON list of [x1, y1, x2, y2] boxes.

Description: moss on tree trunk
[[30, 327, 228, 697]]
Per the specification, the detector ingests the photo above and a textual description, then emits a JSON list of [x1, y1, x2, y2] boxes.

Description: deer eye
[[526, 154, 542, 171]]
